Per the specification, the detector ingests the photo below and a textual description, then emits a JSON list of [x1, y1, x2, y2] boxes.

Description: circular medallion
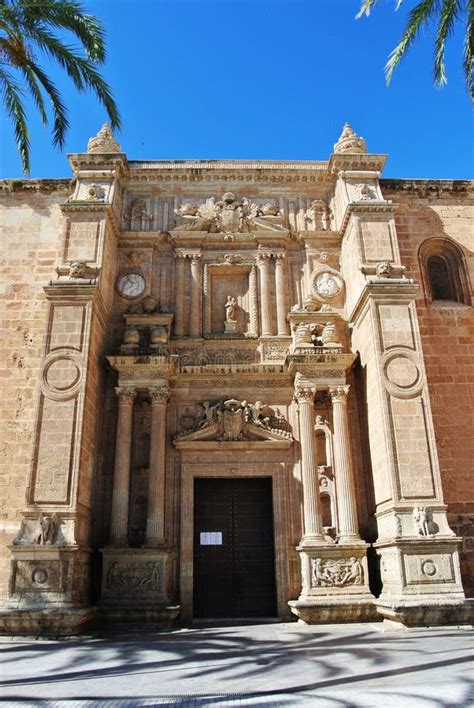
[[381, 349, 424, 399], [117, 272, 146, 298], [421, 560, 437, 577], [313, 271, 343, 300], [386, 357, 420, 389], [46, 358, 81, 392], [32, 568, 48, 585]]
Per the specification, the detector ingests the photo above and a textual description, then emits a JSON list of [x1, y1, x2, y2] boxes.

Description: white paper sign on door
[[200, 531, 223, 545]]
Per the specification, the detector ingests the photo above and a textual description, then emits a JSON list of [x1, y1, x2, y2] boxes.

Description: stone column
[[110, 387, 136, 545], [257, 253, 272, 336], [145, 386, 169, 545], [275, 254, 288, 336], [189, 254, 201, 338], [174, 254, 186, 337], [330, 385, 361, 543], [295, 383, 325, 544]]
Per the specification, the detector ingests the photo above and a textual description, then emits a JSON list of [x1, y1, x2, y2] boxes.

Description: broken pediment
[[173, 398, 293, 447]]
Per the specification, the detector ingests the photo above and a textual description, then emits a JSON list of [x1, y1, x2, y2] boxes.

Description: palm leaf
[[385, 0, 439, 84], [0, 67, 30, 173], [434, 0, 461, 86], [464, 0, 474, 98]]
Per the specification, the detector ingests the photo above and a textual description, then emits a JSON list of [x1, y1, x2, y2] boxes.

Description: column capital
[[149, 386, 170, 404], [190, 253, 202, 264], [256, 252, 272, 265], [274, 252, 286, 263], [294, 385, 315, 405], [329, 385, 350, 404], [174, 250, 189, 260], [115, 387, 137, 404]]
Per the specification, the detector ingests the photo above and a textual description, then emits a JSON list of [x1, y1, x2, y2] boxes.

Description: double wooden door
[[193, 477, 277, 618]]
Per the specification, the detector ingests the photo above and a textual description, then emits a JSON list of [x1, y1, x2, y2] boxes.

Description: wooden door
[[193, 477, 277, 618]]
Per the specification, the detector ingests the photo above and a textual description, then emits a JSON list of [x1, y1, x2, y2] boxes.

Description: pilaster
[[1, 125, 127, 635], [332, 125, 467, 625]]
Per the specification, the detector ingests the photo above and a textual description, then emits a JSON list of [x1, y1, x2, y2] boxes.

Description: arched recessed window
[[427, 255, 456, 301], [419, 238, 471, 306]]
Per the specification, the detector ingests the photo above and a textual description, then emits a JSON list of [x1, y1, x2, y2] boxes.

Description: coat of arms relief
[[173, 192, 286, 236], [175, 398, 292, 442]]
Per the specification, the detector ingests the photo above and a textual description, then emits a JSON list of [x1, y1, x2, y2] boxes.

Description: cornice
[[380, 178, 474, 196], [128, 159, 329, 171], [0, 178, 72, 194], [339, 201, 398, 238], [127, 160, 335, 185]]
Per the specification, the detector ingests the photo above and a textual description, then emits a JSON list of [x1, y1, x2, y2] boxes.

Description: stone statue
[[68, 261, 88, 279], [413, 505, 434, 537], [225, 295, 237, 322], [33, 513, 59, 545]]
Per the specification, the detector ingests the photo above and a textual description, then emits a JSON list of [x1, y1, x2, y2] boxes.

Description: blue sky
[[1, 0, 473, 179]]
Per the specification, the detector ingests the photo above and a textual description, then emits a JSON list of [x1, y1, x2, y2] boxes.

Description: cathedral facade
[[0, 124, 472, 634]]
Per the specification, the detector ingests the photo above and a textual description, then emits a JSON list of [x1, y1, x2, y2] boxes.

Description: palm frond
[[385, 0, 439, 84], [0, 67, 30, 173], [26, 24, 120, 127], [19, 63, 48, 124], [26, 59, 69, 147], [434, 0, 461, 86], [464, 0, 474, 98], [16, 0, 107, 63], [356, 0, 378, 19]]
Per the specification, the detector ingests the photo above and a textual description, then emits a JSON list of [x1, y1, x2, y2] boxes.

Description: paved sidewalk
[[0, 622, 472, 706]]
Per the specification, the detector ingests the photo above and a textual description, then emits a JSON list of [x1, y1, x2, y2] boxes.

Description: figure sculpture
[[33, 513, 59, 545], [413, 505, 434, 536], [225, 295, 237, 322]]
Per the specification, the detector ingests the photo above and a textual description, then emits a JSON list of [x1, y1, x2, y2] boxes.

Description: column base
[[100, 547, 180, 627], [375, 598, 473, 628], [1, 545, 94, 636], [0, 607, 96, 637], [374, 536, 469, 627], [289, 597, 377, 624], [290, 543, 375, 623]]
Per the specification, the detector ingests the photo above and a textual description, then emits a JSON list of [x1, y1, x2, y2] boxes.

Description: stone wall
[[383, 183, 474, 594], [0, 182, 70, 600]]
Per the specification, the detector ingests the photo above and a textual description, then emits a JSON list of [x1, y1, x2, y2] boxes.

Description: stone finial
[[334, 123, 367, 154], [87, 122, 121, 154]]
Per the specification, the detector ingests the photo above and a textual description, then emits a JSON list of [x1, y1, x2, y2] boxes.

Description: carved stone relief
[[173, 192, 285, 235], [174, 398, 292, 441], [311, 557, 363, 587], [106, 560, 163, 594], [413, 506, 438, 537]]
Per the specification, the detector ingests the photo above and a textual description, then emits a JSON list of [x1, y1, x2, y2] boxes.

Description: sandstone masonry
[[0, 123, 472, 634]]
